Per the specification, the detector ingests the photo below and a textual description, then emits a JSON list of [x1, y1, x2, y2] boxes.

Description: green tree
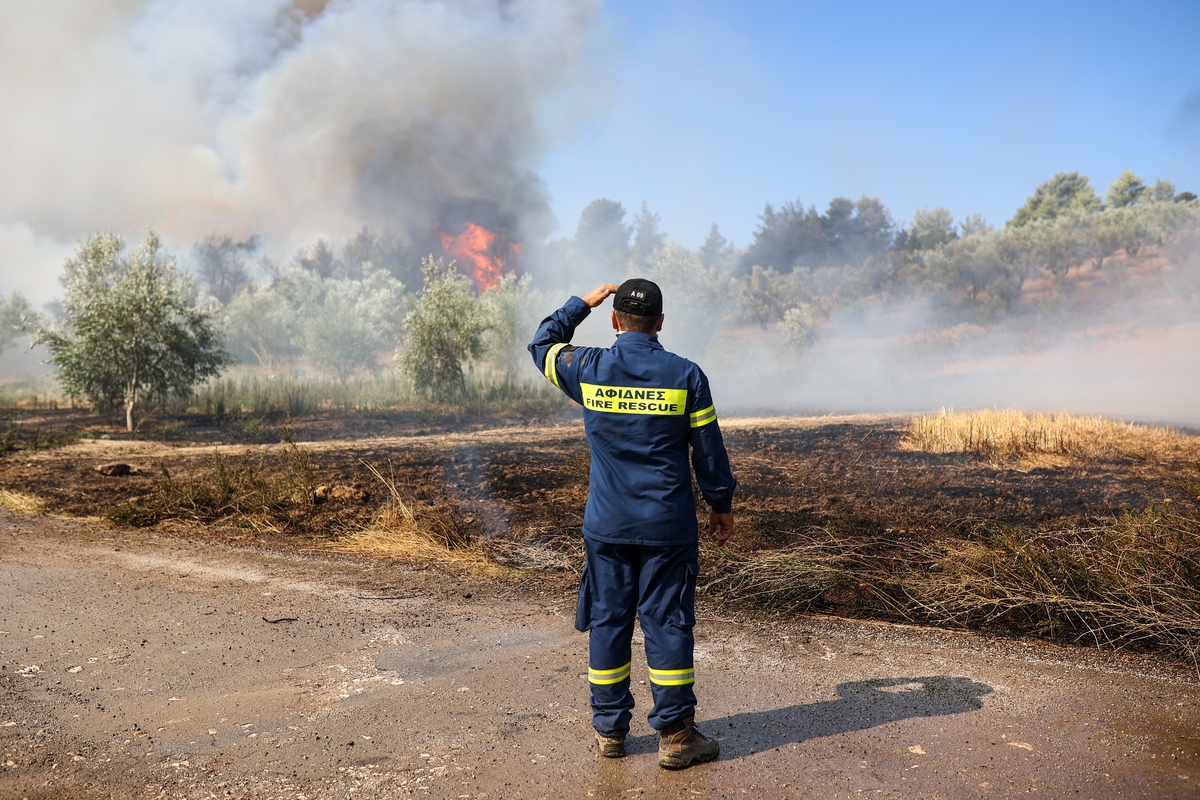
[[780, 305, 818, 353], [248, 259, 405, 379], [34, 231, 230, 431], [1148, 179, 1176, 203], [0, 292, 37, 353], [907, 207, 958, 250], [1076, 210, 1125, 270], [742, 196, 893, 272], [740, 200, 823, 272], [926, 233, 1023, 314], [957, 213, 992, 238], [629, 202, 667, 268], [644, 242, 726, 358], [480, 273, 542, 375], [697, 224, 737, 272], [736, 265, 787, 328], [400, 256, 487, 400], [192, 234, 253, 305], [573, 199, 631, 281], [299, 266, 405, 382], [1008, 172, 1102, 227], [1024, 216, 1085, 279], [1106, 169, 1147, 209], [222, 286, 293, 370]]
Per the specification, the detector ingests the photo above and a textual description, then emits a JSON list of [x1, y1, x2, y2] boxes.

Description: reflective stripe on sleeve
[[647, 667, 695, 686], [588, 662, 631, 685], [689, 405, 717, 428], [543, 342, 569, 388]]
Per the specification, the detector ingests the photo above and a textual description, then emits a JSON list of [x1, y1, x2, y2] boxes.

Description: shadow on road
[[623, 676, 994, 758]]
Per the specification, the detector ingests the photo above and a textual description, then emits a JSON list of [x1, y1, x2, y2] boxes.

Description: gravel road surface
[[2, 513, 1197, 799]]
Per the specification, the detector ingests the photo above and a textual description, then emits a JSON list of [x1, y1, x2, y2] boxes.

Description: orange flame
[[435, 222, 519, 292]]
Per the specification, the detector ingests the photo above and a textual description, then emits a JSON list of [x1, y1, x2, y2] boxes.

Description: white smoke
[[0, 0, 604, 304]]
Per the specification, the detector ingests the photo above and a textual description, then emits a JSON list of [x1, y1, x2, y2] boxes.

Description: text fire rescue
[[580, 383, 687, 415]]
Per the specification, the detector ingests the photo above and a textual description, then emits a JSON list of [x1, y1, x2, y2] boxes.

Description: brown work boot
[[657, 716, 719, 768], [595, 732, 626, 758]]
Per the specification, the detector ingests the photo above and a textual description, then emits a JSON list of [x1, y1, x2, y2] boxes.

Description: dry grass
[[901, 408, 1185, 465], [331, 461, 584, 575], [0, 488, 44, 515], [702, 464, 1200, 669], [331, 524, 497, 571], [907, 498, 1200, 666], [699, 528, 904, 617], [102, 427, 317, 531], [327, 460, 499, 572]]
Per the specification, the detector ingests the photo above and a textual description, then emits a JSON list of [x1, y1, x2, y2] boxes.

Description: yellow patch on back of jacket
[[579, 383, 687, 415]]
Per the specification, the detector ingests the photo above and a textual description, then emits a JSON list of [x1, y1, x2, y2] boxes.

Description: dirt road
[[2, 513, 1197, 800]]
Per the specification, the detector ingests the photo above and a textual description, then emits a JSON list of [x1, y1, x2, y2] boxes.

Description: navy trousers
[[575, 537, 699, 736]]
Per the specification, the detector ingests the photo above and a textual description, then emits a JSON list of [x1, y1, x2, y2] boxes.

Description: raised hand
[[581, 284, 621, 308]]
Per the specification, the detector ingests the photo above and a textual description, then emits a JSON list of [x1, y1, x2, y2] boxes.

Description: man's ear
[[611, 311, 621, 332], [654, 314, 664, 333]]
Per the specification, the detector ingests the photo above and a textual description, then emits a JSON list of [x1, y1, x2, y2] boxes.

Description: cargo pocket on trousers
[[674, 562, 698, 628], [574, 560, 593, 632]]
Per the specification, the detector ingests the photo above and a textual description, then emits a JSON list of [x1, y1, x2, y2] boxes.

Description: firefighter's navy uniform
[[529, 295, 736, 737]]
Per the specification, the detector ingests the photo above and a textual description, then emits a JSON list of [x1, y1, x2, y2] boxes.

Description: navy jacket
[[529, 296, 736, 546]]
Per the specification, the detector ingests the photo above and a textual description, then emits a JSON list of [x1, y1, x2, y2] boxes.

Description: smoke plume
[[0, 0, 603, 303]]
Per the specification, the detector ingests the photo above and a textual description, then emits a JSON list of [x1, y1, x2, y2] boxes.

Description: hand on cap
[[581, 284, 621, 308]]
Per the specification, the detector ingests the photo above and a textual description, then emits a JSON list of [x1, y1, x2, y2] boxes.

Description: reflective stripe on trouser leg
[[647, 666, 695, 686], [588, 662, 631, 684]]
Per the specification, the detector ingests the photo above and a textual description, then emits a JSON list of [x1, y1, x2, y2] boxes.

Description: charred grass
[[101, 427, 320, 532], [3, 407, 1199, 666], [698, 477, 1200, 665]]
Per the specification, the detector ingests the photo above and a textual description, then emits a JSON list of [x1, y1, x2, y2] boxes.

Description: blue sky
[[539, 0, 1200, 247]]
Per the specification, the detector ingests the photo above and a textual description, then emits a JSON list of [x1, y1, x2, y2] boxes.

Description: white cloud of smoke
[[708, 312, 1200, 429], [0, 0, 603, 305]]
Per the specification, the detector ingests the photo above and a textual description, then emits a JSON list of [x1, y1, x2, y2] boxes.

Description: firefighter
[[529, 279, 736, 769]]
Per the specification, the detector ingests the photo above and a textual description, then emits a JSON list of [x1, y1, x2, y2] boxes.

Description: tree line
[[3, 168, 1197, 427]]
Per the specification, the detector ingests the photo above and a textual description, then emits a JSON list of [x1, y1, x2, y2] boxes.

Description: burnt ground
[[3, 408, 1200, 798], [1, 407, 1195, 556]]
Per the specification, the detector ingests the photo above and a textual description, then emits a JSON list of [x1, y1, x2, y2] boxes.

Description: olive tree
[[295, 266, 406, 382], [736, 265, 788, 328], [780, 305, 818, 353], [399, 256, 487, 400], [644, 241, 727, 359], [0, 292, 38, 353], [222, 285, 293, 370], [34, 231, 230, 431], [479, 273, 543, 376]]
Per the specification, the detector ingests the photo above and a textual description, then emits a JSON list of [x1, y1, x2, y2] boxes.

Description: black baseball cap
[[612, 278, 663, 317]]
